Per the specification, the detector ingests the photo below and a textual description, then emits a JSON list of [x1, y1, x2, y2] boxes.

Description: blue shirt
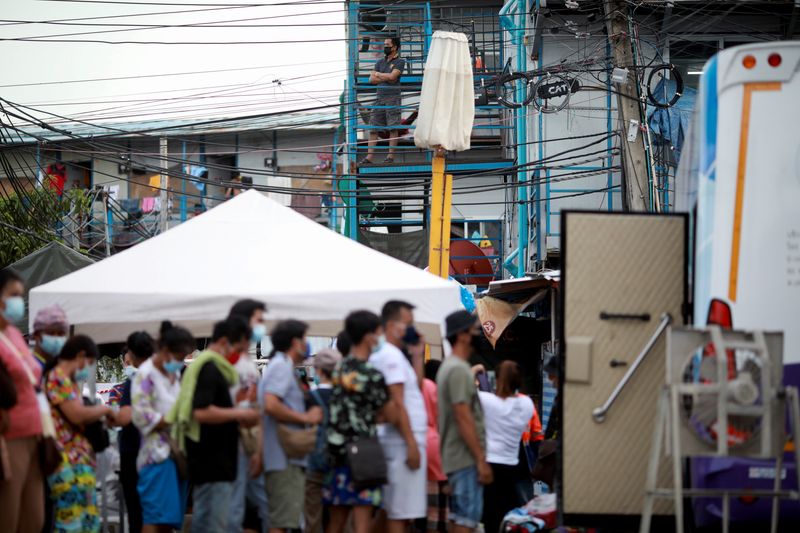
[[258, 352, 307, 472]]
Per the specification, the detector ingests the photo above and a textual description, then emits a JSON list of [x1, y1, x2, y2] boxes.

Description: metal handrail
[[592, 312, 672, 423]]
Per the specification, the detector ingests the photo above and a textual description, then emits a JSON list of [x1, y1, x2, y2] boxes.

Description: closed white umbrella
[[414, 31, 475, 152]]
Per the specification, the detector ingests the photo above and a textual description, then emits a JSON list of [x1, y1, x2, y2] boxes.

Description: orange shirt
[[520, 393, 544, 444]]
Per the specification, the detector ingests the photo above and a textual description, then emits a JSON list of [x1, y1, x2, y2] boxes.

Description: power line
[[0, 58, 342, 88]]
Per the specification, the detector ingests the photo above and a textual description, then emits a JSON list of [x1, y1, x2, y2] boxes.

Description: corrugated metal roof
[[13, 111, 339, 145]]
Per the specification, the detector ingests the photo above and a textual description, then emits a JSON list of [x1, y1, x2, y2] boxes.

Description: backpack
[[307, 388, 330, 473]]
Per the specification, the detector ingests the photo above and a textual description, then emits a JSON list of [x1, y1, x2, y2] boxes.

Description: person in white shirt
[[369, 300, 424, 532], [477, 360, 534, 533]]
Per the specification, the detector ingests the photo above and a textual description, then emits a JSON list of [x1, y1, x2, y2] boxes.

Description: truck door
[[560, 211, 688, 522]]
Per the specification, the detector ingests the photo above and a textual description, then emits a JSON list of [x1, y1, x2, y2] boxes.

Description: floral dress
[[324, 355, 389, 506], [45, 366, 100, 533], [131, 358, 180, 470]]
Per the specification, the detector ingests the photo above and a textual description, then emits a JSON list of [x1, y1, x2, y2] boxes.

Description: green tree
[[0, 187, 88, 267]]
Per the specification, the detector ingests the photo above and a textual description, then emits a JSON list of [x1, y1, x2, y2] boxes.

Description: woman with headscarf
[[30, 304, 69, 371]]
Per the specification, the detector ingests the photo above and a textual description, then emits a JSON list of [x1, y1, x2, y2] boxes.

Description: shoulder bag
[[163, 430, 188, 479], [346, 435, 387, 490], [0, 332, 62, 476], [275, 376, 318, 459], [79, 397, 110, 453]]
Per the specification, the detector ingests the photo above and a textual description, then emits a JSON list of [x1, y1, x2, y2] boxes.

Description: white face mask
[[124, 365, 137, 379]]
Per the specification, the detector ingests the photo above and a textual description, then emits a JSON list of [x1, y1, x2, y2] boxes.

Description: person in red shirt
[[0, 269, 45, 532], [421, 360, 448, 533], [45, 162, 67, 197]]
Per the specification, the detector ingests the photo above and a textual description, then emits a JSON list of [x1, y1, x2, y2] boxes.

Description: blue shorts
[[137, 458, 188, 529], [447, 465, 483, 528]]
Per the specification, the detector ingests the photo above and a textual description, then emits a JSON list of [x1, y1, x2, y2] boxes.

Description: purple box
[[691, 455, 800, 527]]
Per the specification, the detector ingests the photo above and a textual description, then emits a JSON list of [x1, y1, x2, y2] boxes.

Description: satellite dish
[[449, 240, 495, 286]]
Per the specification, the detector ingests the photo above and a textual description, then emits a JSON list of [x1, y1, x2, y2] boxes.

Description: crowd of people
[[0, 267, 556, 533]]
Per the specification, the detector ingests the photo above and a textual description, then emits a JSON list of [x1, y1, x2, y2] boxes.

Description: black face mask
[[402, 325, 421, 346], [384, 46, 393, 56], [470, 333, 483, 352]]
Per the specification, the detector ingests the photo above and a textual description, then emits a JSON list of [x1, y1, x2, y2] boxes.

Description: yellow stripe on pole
[[729, 82, 780, 302]]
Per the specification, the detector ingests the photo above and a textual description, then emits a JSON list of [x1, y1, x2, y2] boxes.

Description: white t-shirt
[[478, 391, 534, 465], [370, 342, 427, 442]]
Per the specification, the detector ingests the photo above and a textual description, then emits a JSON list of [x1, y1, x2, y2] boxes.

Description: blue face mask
[[371, 335, 386, 354], [41, 334, 67, 356], [2, 296, 25, 323], [124, 365, 137, 380], [74, 366, 90, 383], [164, 361, 183, 375], [251, 323, 267, 344]]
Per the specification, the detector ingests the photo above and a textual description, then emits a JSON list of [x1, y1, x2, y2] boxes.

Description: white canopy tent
[[29, 190, 462, 346]]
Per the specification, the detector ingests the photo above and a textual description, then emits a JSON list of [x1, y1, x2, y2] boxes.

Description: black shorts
[[370, 95, 402, 129]]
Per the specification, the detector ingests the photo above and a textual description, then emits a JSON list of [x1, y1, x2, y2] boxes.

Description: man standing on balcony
[[361, 36, 405, 165]]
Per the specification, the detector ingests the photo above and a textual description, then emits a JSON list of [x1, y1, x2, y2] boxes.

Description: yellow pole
[[428, 152, 453, 279]]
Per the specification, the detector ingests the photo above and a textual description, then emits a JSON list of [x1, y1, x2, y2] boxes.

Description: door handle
[[609, 359, 628, 368], [592, 313, 672, 423], [599, 311, 651, 322]]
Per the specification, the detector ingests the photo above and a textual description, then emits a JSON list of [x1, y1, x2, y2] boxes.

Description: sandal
[[382, 156, 395, 164]]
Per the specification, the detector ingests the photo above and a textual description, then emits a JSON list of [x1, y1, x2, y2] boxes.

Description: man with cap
[[31, 304, 69, 370], [436, 310, 492, 533], [304, 348, 342, 533]]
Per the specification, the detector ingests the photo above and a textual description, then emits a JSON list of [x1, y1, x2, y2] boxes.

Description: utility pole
[[604, 0, 649, 211], [159, 136, 169, 232]]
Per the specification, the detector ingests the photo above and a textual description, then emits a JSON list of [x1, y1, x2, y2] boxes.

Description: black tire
[[496, 71, 531, 109]]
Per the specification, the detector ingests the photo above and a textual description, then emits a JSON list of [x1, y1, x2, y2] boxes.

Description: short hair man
[[361, 37, 405, 165], [187, 316, 260, 533], [370, 300, 425, 531], [259, 319, 323, 533], [437, 311, 492, 533]]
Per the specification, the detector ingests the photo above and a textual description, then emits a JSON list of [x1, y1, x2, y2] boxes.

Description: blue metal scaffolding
[[342, 0, 513, 284]]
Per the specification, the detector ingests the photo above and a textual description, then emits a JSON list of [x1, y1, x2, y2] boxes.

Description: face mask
[[251, 323, 267, 344], [164, 360, 183, 375], [74, 366, 90, 383], [2, 296, 25, 323], [371, 335, 386, 354], [124, 365, 137, 379], [384, 46, 393, 56], [402, 325, 421, 346], [226, 351, 242, 365], [41, 334, 67, 356], [470, 333, 483, 352]]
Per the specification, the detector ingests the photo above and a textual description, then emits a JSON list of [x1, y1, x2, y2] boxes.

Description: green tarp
[[7, 242, 94, 334]]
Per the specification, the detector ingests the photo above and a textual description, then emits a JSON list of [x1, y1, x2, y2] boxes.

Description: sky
[[0, 0, 347, 125]]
